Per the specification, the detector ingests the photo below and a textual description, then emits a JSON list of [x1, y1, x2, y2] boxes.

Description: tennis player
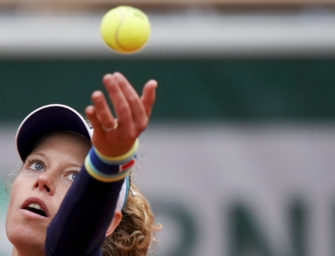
[[6, 72, 160, 256]]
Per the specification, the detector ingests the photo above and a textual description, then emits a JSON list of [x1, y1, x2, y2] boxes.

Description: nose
[[33, 173, 55, 195]]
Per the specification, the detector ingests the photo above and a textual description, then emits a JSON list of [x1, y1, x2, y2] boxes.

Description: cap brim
[[16, 104, 91, 161]]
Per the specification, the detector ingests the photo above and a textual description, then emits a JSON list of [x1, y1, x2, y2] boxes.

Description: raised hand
[[85, 72, 157, 157]]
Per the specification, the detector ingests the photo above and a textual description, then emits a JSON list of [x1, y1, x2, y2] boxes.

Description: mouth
[[25, 203, 47, 217], [21, 198, 49, 218]]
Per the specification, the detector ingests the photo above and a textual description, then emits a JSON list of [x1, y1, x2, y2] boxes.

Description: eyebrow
[[26, 152, 47, 160]]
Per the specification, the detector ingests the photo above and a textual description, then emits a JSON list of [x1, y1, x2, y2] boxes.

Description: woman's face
[[6, 131, 90, 254]]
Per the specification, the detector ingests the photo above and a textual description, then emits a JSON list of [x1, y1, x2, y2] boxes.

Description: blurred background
[[1, 0, 335, 255]]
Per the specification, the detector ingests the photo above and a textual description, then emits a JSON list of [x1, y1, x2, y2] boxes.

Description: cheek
[[57, 186, 68, 203], [8, 177, 25, 210], [51, 184, 72, 213], [7, 174, 33, 217], [6, 179, 24, 230]]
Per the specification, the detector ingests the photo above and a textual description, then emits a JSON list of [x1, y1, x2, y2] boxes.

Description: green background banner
[[1, 57, 335, 122]]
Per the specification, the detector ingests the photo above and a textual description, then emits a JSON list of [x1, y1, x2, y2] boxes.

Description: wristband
[[85, 155, 130, 183]]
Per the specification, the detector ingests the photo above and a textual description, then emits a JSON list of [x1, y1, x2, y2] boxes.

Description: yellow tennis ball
[[100, 6, 151, 54]]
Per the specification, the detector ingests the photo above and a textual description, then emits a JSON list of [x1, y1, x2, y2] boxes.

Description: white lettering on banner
[[1, 124, 335, 256]]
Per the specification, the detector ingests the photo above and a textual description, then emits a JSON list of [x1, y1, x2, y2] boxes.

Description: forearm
[[45, 146, 133, 256], [46, 169, 122, 256]]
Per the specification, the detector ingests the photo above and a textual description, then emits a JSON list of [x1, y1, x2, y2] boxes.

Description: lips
[[21, 197, 50, 218]]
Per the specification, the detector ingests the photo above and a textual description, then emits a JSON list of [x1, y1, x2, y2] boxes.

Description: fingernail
[[151, 80, 158, 89], [114, 73, 121, 82], [85, 105, 94, 114], [91, 90, 103, 100], [103, 73, 113, 82]]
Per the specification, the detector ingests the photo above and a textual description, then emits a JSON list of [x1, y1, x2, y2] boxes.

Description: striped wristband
[[85, 140, 138, 183]]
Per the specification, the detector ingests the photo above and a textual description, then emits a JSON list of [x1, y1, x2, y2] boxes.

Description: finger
[[141, 79, 158, 118], [103, 73, 133, 129], [114, 72, 148, 129], [85, 105, 103, 133], [91, 90, 117, 130]]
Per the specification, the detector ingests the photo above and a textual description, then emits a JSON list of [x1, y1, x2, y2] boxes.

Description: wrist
[[94, 139, 139, 164]]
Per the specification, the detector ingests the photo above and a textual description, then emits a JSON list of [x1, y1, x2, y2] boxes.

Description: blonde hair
[[102, 182, 161, 256]]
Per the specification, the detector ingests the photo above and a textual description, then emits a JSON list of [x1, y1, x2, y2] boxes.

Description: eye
[[28, 161, 44, 171], [66, 171, 79, 182]]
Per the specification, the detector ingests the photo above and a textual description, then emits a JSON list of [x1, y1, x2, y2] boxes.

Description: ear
[[106, 211, 122, 237]]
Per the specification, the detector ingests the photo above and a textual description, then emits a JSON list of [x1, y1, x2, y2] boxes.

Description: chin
[[6, 217, 46, 254]]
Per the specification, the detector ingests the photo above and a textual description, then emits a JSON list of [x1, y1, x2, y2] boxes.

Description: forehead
[[30, 131, 91, 158]]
